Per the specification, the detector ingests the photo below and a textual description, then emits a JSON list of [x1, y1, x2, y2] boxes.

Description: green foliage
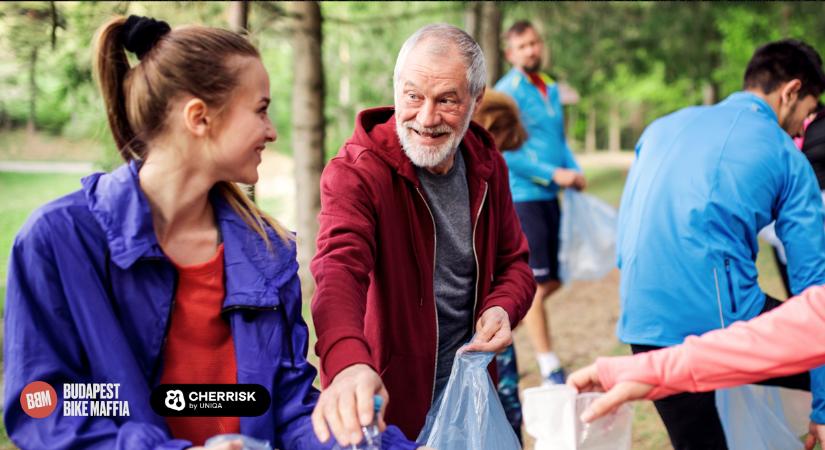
[[2, 2, 825, 159]]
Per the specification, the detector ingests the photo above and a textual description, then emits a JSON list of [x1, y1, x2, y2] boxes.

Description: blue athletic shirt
[[616, 91, 825, 422], [494, 68, 580, 202]]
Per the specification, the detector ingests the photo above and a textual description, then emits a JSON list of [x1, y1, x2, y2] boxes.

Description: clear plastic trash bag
[[558, 189, 618, 283], [417, 350, 521, 450], [716, 385, 811, 450], [523, 385, 632, 450]]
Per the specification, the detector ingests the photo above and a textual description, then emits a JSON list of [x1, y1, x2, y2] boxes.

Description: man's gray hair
[[393, 24, 487, 98]]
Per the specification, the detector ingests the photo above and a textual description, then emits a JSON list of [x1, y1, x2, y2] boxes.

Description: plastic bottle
[[332, 395, 383, 450]]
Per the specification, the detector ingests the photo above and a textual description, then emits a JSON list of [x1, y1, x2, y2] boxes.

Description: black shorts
[[514, 199, 561, 283]]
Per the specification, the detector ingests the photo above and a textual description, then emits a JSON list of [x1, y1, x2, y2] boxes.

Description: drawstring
[[407, 184, 427, 307]]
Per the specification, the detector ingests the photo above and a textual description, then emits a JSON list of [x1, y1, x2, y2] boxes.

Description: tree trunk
[[702, 82, 718, 106], [50, 1, 58, 49], [464, 2, 481, 40], [479, 2, 502, 87], [288, 1, 325, 300], [338, 42, 350, 106], [27, 47, 38, 135], [227, 1, 255, 200], [565, 105, 578, 152], [608, 101, 620, 153], [628, 104, 645, 143], [585, 107, 596, 153], [228, 1, 249, 34]]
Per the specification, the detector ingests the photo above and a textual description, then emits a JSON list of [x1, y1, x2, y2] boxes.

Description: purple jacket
[[4, 161, 417, 450]]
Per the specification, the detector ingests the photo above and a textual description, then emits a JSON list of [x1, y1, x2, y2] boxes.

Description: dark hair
[[744, 39, 825, 98], [93, 16, 290, 244], [505, 20, 535, 41]]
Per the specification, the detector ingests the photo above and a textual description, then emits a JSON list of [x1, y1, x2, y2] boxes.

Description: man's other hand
[[464, 306, 512, 353]]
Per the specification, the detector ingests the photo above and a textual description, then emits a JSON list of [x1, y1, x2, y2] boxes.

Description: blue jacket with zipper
[[616, 91, 825, 421], [494, 68, 581, 202], [3, 161, 417, 450]]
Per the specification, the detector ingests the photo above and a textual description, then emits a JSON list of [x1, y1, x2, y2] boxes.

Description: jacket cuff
[[321, 336, 375, 386], [381, 425, 420, 450]]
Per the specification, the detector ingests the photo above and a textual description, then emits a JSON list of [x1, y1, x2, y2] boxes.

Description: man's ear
[[182, 98, 210, 138], [474, 86, 487, 110], [780, 79, 802, 105]]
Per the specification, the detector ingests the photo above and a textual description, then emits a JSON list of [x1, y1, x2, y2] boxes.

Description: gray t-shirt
[[416, 149, 476, 401]]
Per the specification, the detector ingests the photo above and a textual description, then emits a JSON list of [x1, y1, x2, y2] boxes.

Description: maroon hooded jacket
[[310, 107, 535, 439]]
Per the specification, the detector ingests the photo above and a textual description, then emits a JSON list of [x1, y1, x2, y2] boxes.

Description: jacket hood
[[347, 106, 498, 184], [81, 160, 297, 309]]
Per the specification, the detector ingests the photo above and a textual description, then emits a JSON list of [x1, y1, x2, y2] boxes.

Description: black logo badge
[[151, 384, 270, 417]]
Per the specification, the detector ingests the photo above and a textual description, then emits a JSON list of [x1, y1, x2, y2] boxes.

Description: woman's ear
[[182, 98, 210, 137]]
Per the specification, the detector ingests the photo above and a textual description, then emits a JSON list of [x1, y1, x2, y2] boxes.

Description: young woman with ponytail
[[3, 15, 419, 450]]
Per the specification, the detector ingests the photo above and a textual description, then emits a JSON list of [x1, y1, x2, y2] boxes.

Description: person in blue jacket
[[617, 39, 825, 449], [2, 15, 419, 450], [495, 20, 586, 385]]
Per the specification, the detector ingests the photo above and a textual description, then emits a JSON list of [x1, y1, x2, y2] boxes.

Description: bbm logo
[[164, 390, 185, 411]]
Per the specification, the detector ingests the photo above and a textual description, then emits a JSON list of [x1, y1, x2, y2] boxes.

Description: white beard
[[396, 115, 472, 169]]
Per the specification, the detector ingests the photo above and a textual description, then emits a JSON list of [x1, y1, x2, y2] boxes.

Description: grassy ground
[[0, 162, 793, 449]]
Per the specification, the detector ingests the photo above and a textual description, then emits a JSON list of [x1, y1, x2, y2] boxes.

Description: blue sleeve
[[563, 143, 581, 172], [811, 368, 825, 424], [502, 146, 559, 187], [3, 226, 190, 450], [381, 425, 420, 450], [773, 145, 825, 424], [774, 149, 825, 294]]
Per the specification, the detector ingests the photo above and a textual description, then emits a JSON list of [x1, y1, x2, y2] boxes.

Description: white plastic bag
[[417, 351, 521, 450], [716, 385, 811, 450], [523, 385, 632, 450], [558, 189, 618, 283]]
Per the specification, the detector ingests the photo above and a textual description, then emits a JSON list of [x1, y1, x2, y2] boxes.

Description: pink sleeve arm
[[597, 285, 825, 400]]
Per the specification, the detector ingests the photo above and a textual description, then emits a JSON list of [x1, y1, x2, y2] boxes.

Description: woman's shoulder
[[16, 189, 96, 244]]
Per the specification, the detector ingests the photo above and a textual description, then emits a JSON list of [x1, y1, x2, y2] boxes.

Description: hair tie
[[122, 15, 171, 60]]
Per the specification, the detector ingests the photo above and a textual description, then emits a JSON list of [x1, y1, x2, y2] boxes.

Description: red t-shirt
[[527, 71, 548, 98], [159, 244, 240, 445]]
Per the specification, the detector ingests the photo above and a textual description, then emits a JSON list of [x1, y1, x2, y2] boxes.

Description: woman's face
[[208, 57, 277, 185]]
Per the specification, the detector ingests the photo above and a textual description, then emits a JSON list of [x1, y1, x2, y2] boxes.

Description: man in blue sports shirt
[[495, 21, 586, 386], [617, 39, 825, 449]]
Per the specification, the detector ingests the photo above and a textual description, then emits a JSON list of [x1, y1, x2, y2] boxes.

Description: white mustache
[[402, 121, 452, 136]]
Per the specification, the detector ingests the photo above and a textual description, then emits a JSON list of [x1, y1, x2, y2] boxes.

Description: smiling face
[[394, 41, 479, 173], [205, 57, 277, 185]]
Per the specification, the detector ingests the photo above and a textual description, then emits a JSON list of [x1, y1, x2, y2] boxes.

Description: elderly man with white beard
[[309, 24, 535, 446]]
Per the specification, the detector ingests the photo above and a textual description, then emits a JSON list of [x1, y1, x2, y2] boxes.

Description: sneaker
[[542, 367, 567, 386]]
